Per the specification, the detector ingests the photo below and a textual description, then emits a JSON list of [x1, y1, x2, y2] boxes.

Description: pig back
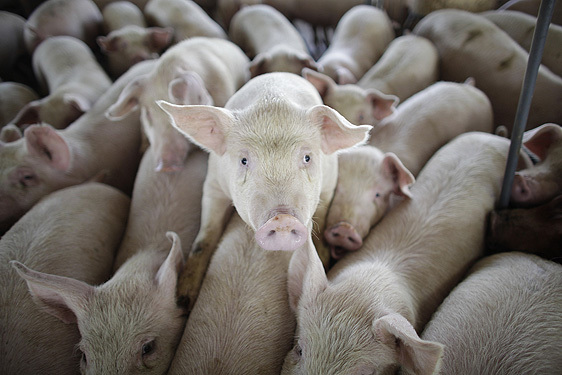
[[0, 182, 130, 375]]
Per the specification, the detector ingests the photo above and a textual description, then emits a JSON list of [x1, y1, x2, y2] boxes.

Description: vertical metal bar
[[498, 0, 557, 209]]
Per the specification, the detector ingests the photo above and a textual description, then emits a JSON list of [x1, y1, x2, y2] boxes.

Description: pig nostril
[[268, 230, 276, 236], [291, 229, 298, 235], [348, 236, 357, 243], [332, 232, 340, 237]]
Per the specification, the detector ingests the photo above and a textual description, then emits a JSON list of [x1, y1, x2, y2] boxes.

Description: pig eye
[[303, 154, 311, 164], [374, 192, 381, 199], [142, 340, 155, 357], [240, 157, 248, 166], [18, 170, 38, 188]]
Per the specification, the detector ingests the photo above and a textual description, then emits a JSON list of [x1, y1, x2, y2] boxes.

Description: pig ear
[[106, 74, 148, 120], [155, 231, 185, 295], [63, 93, 91, 114], [297, 53, 320, 73], [10, 261, 93, 324], [373, 313, 444, 375], [0, 124, 23, 142], [287, 237, 328, 312], [168, 71, 213, 105], [366, 89, 399, 121], [302, 68, 335, 99], [307, 104, 373, 154], [147, 27, 173, 50], [522, 123, 562, 161], [24, 125, 71, 171], [12, 101, 41, 128], [249, 53, 270, 78], [335, 67, 357, 85], [382, 153, 415, 198], [97, 35, 120, 52], [157, 100, 234, 155]]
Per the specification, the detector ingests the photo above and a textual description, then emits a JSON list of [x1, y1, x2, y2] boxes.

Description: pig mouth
[[330, 245, 349, 260]]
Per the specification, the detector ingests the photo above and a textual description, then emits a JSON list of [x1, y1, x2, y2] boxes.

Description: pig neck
[[330, 133, 510, 330]]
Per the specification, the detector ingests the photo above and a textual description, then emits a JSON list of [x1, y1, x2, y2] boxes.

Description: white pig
[[323, 80, 494, 257], [316, 5, 395, 84], [23, 0, 103, 54], [0, 82, 39, 127], [0, 11, 27, 78], [228, 4, 319, 78], [158, 72, 372, 309], [13, 231, 186, 375], [413, 9, 562, 131], [421, 252, 562, 374], [106, 37, 249, 172], [0, 182, 130, 374], [168, 213, 295, 374], [113, 146, 207, 270], [281, 132, 532, 374], [13, 36, 112, 129], [98, 1, 173, 78], [144, 0, 228, 43], [511, 123, 562, 206], [0, 59, 155, 234], [482, 10, 562, 78], [407, 0, 497, 16], [93, 0, 150, 10]]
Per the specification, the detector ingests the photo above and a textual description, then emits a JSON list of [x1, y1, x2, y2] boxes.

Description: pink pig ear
[[168, 71, 213, 105], [155, 232, 185, 299], [10, 261, 94, 324], [335, 67, 357, 85], [12, 101, 41, 128], [302, 67, 336, 99], [63, 93, 91, 114], [249, 53, 271, 78], [157, 100, 234, 155], [97, 35, 120, 52], [522, 123, 562, 161], [106, 74, 148, 120], [0, 124, 23, 142], [147, 27, 173, 50], [366, 89, 399, 121], [24, 124, 71, 171], [307, 104, 373, 154], [373, 313, 444, 375], [382, 152, 415, 198]]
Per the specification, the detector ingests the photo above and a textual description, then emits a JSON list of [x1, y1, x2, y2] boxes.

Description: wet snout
[[255, 214, 308, 251], [324, 221, 363, 258]]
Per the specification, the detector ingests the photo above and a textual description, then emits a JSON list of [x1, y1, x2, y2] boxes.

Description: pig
[[113, 146, 207, 270], [92, 0, 150, 10], [98, 1, 173, 78], [407, 0, 497, 16], [498, 0, 562, 26], [0, 11, 27, 79], [23, 0, 103, 54], [0, 82, 39, 127], [323, 81, 494, 257], [281, 132, 532, 374], [0, 182, 130, 374], [228, 4, 319, 78], [106, 37, 249, 172], [0, 124, 23, 143], [158, 72, 372, 309], [13, 231, 186, 375], [325, 146, 414, 260], [0, 59, 155, 234], [486, 194, 562, 261], [421, 252, 562, 374], [168, 213, 295, 374], [12, 36, 112, 129], [511, 123, 562, 206], [413, 9, 562, 131], [482, 10, 562, 78], [316, 5, 395, 84], [144, 0, 228, 44]]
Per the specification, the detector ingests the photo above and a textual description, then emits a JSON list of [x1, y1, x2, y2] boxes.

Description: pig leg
[[176, 178, 234, 310]]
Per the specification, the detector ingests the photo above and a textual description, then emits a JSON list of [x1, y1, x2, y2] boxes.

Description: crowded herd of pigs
[[1, 0, 561, 373]]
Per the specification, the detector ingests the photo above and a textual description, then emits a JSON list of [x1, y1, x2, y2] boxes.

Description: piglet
[[23, 0, 103, 54], [13, 36, 112, 129], [316, 5, 394, 84], [229, 4, 319, 78], [158, 71, 372, 309], [486, 194, 562, 262], [144, 0, 228, 43], [106, 37, 249, 173], [1, 182, 130, 374], [422, 252, 562, 374], [13, 231, 186, 375], [0, 59, 155, 234], [511, 123, 562, 207], [282, 132, 531, 374], [0, 82, 39, 127], [168, 213, 295, 374], [98, 1, 173, 78]]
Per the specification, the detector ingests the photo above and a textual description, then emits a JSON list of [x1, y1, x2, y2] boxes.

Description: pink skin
[[255, 213, 308, 251], [324, 222, 363, 259]]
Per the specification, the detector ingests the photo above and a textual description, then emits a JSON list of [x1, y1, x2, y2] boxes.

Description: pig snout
[[255, 214, 307, 251], [324, 222, 363, 259]]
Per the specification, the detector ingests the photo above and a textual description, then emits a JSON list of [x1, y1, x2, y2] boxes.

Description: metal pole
[[498, 0, 557, 209]]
